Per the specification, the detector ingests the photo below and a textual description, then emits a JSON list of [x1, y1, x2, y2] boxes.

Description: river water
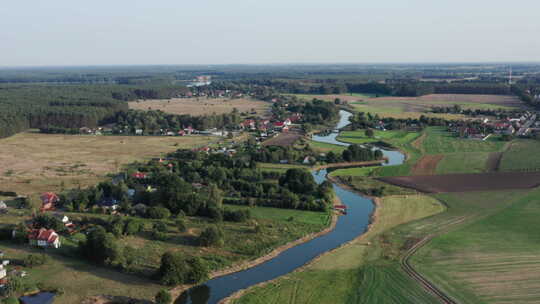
[[175, 110, 405, 304]]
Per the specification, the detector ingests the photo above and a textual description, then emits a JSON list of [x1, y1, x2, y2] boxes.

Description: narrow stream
[[175, 110, 405, 304]]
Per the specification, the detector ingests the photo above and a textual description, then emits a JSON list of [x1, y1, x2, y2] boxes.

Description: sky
[[1, 0, 540, 66]]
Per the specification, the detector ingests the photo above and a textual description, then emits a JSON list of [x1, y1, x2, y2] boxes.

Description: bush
[[175, 218, 187, 232], [153, 221, 168, 233], [155, 289, 172, 304], [152, 231, 168, 241], [198, 226, 224, 247], [223, 208, 251, 222], [147, 207, 171, 219], [23, 254, 49, 268]]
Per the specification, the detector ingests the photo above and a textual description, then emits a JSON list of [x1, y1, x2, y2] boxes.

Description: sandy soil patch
[[412, 155, 444, 175]]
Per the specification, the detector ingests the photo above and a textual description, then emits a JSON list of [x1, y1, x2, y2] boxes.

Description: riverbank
[[228, 192, 446, 304], [220, 177, 380, 304], [169, 196, 342, 300]]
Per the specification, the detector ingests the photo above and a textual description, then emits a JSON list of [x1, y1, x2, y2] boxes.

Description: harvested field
[[418, 94, 524, 106], [129, 97, 271, 116], [412, 155, 444, 175], [486, 152, 503, 172], [380, 172, 540, 193], [262, 132, 303, 147]]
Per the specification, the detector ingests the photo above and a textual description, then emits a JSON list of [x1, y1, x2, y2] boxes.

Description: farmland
[[350, 94, 521, 119], [0, 132, 215, 196], [412, 188, 540, 304], [232, 195, 445, 304], [128, 97, 271, 116], [380, 171, 540, 193], [499, 139, 540, 171]]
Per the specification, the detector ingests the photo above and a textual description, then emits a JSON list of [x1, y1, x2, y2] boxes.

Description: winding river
[[175, 110, 405, 304]]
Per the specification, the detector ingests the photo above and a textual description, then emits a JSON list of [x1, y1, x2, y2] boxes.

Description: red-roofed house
[[28, 228, 61, 249], [239, 119, 256, 130], [273, 122, 285, 129], [40, 192, 59, 211]]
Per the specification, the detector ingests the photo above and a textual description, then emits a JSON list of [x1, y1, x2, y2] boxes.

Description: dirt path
[[485, 152, 503, 172], [412, 155, 444, 175]]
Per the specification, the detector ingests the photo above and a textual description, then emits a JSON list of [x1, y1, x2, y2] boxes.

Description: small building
[[0, 264, 6, 280], [135, 129, 144, 135], [131, 172, 148, 179], [53, 214, 70, 224], [0, 201, 7, 211], [28, 228, 61, 249]]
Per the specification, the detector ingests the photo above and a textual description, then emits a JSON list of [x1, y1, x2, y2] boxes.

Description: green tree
[[198, 226, 224, 247], [365, 128, 374, 138]]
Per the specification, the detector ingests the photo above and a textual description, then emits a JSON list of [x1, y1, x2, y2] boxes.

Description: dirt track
[[412, 155, 444, 175], [380, 172, 540, 193], [485, 152, 503, 172]]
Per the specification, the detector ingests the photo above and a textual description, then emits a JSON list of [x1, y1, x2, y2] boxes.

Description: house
[[0, 201, 7, 211], [53, 214, 70, 224], [303, 156, 313, 164], [135, 129, 144, 135], [99, 198, 119, 210], [273, 122, 285, 130], [282, 125, 290, 132], [28, 228, 61, 249], [240, 119, 256, 130], [284, 119, 292, 126], [0, 264, 6, 280], [40, 192, 59, 211]]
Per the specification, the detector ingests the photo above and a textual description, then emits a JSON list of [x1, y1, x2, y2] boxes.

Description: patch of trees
[[349, 111, 451, 131], [430, 106, 522, 119], [156, 252, 209, 285]]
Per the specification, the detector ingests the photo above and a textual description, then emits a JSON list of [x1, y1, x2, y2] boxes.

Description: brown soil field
[[485, 152, 503, 172], [129, 97, 271, 116], [0, 132, 214, 195], [262, 132, 303, 147], [411, 154, 444, 175], [380, 172, 540, 193]]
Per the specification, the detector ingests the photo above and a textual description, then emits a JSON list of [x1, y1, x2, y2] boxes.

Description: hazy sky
[[2, 0, 540, 66]]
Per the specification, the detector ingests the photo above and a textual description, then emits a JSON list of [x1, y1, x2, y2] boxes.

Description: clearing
[[262, 132, 303, 147], [128, 97, 271, 116], [0, 132, 214, 195]]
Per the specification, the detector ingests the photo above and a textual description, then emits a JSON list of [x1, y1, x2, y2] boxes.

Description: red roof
[[274, 122, 285, 127], [28, 228, 58, 243]]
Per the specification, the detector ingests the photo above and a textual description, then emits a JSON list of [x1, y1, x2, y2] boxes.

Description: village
[[448, 111, 539, 140]]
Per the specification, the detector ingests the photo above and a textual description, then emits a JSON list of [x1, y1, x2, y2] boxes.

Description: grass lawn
[[307, 140, 346, 154], [411, 188, 540, 304], [499, 139, 540, 171], [335, 176, 417, 196], [0, 132, 216, 196], [225, 205, 331, 226], [233, 195, 444, 304], [338, 130, 420, 146]]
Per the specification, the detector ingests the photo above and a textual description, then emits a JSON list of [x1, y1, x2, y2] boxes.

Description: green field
[[412, 188, 540, 304], [423, 127, 505, 154], [434, 152, 491, 174], [499, 139, 540, 171], [233, 195, 445, 304], [307, 140, 346, 154], [337, 130, 420, 146]]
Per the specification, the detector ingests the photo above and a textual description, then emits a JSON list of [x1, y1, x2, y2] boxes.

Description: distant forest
[[2, 64, 540, 138], [0, 84, 189, 138]]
